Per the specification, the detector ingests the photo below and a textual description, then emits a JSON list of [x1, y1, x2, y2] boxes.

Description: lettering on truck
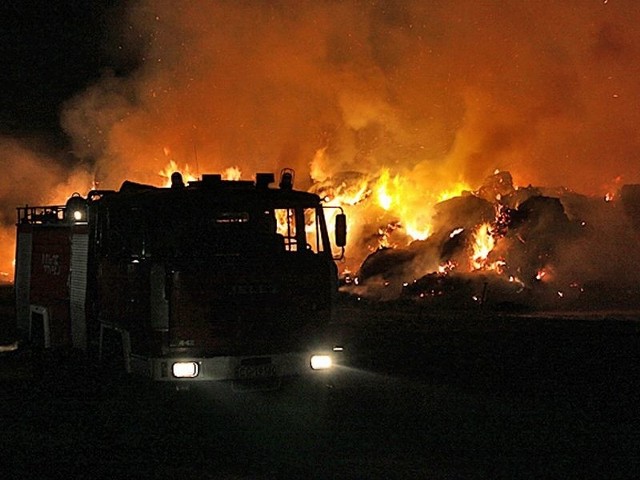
[[41, 253, 61, 276]]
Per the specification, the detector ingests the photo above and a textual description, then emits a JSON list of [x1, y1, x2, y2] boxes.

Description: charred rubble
[[341, 171, 640, 311]]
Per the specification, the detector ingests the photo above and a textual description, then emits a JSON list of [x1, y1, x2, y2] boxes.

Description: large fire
[[4, 158, 640, 313], [3, 1, 640, 311], [3, 154, 640, 313]]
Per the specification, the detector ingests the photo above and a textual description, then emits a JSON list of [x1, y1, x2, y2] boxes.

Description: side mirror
[[335, 213, 347, 247]]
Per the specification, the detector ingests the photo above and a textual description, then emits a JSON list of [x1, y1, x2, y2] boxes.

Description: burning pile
[[335, 170, 640, 311]]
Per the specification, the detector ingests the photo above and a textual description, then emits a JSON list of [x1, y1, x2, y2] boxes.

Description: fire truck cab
[[15, 170, 346, 390]]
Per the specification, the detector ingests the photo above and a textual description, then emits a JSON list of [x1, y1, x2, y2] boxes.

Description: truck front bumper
[[130, 350, 339, 389]]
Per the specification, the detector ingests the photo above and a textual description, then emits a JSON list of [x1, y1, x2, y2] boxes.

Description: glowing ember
[[438, 261, 457, 274], [450, 227, 465, 238]]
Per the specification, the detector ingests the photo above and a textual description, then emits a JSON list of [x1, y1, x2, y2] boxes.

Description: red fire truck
[[15, 169, 347, 389]]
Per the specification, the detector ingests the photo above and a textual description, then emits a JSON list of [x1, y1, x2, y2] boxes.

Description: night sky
[[0, 1, 130, 144]]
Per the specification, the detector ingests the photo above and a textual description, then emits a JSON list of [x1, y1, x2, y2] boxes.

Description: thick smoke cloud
[[60, 0, 640, 192]]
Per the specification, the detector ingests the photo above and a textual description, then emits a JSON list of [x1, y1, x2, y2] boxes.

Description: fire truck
[[15, 169, 347, 389]]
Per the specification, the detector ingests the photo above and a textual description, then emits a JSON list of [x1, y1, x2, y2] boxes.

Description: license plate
[[236, 364, 277, 380]]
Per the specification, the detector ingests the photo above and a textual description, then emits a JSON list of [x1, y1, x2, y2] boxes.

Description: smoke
[[0, 137, 93, 279], [55, 0, 640, 193]]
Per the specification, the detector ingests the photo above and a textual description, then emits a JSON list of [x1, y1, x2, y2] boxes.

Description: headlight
[[310, 354, 332, 370], [172, 361, 199, 378]]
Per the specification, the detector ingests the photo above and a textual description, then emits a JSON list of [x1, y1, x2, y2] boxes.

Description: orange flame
[[159, 161, 243, 186], [375, 169, 398, 211], [159, 160, 198, 187], [222, 166, 242, 180], [470, 222, 496, 270], [371, 169, 470, 244]]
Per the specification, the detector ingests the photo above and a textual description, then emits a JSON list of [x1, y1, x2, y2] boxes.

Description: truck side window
[[275, 208, 297, 252], [273, 207, 322, 253], [304, 208, 321, 253]]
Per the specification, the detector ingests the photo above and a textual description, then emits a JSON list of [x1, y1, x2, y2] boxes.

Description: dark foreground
[[1, 299, 639, 479]]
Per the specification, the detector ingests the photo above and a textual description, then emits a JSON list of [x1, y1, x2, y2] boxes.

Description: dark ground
[[1, 287, 639, 479]]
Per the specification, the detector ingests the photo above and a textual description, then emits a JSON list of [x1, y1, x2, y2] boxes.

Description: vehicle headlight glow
[[172, 361, 199, 378], [310, 354, 332, 370]]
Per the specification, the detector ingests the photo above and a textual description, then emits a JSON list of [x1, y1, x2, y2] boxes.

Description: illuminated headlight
[[310, 354, 332, 370], [73, 210, 84, 221], [172, 361, 199, 378]]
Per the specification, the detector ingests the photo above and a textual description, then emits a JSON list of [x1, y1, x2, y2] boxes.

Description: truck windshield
[[100, 203, 327, 260], [167, 206, 325, 257]]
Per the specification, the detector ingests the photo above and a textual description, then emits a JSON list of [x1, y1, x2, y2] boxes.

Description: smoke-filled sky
[[1, 0, 640, 277]]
